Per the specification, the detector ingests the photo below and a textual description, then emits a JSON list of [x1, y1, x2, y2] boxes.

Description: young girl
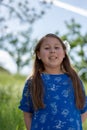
[[19, 34, 87, 130]]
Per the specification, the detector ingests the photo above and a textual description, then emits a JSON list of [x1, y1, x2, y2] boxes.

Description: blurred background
[[0, 0, 87, 130]]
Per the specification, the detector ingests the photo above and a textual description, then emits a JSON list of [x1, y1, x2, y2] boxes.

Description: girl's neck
[[43, 68, 64, 75]]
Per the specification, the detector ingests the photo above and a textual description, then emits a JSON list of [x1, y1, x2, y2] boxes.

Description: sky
[[0, 0, 87, 74], [33, 0, 87, 39]]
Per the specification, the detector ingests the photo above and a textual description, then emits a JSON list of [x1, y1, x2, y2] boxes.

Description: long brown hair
[[29, 33, 85, 110]]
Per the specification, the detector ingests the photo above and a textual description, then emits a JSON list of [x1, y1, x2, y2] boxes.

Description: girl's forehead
[[41, 37, 61, 46]]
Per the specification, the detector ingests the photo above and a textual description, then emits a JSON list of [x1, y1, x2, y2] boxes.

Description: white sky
[[33, 0, 87, 39], [0, 50, 17, 73], [0, 0, 87, 74], [51, 0, 87, 17]]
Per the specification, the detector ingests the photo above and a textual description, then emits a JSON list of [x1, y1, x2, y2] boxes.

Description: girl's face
[[37, 37, 65, 73]]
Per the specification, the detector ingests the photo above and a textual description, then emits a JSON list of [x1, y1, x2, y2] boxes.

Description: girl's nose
[[50, 48, 55, 53]]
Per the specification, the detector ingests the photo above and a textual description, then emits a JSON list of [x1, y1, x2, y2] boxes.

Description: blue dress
[[19, 73, 87, 130]]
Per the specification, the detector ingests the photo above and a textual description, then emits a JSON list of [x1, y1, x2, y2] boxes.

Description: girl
[[19, 34, 87, 130]]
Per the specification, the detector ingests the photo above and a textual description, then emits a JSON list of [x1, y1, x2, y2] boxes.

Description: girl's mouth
[[49, 56, 57, 60]]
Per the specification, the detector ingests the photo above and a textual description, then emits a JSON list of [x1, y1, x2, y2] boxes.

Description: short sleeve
[[80, 80, 87, 114], [19, 79, 34, 113]]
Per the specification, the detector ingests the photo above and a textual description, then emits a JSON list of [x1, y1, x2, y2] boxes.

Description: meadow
[[0, 71, 87, 130]]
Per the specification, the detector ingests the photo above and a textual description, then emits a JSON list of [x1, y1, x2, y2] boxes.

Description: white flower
[[63, 40, 70, 53]]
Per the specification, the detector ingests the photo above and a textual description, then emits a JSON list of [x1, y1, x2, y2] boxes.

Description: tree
[[62, 19, 87, 80], [0, 0, 51, 73]]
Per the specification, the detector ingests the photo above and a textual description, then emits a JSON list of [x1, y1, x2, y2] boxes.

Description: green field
[[0, 72, 87, 130]]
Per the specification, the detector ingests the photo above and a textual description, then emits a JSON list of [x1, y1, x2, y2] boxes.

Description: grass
[[0, 72, 26, 130], [0, 72, 87, 130]]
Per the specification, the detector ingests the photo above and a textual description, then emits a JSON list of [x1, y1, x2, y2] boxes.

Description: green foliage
[[83, 120, 87, 130], [63, 19, 87, 81], [0, 86, 25, 130], [0, 72, 26, 130]]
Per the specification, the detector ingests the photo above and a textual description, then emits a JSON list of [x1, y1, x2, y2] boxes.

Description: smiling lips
[[49, 56, 57, 60]]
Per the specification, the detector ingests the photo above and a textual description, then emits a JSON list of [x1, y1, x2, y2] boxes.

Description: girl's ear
[[37, 51, 41, 60]]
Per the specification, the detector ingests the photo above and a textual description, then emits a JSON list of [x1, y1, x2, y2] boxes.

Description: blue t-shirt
[[19, 73, 87, 130]]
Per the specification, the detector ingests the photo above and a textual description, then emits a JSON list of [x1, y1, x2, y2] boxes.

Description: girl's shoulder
[[27, 76, 33, 84]]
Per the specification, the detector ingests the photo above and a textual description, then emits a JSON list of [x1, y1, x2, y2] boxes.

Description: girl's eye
[[44, 47, 50, 50], [55, 47, 60, 49]]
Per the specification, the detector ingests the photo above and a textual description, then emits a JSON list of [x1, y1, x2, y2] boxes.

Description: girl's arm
[[23, 112, 32, 130], [81, 112, 87, 123]]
